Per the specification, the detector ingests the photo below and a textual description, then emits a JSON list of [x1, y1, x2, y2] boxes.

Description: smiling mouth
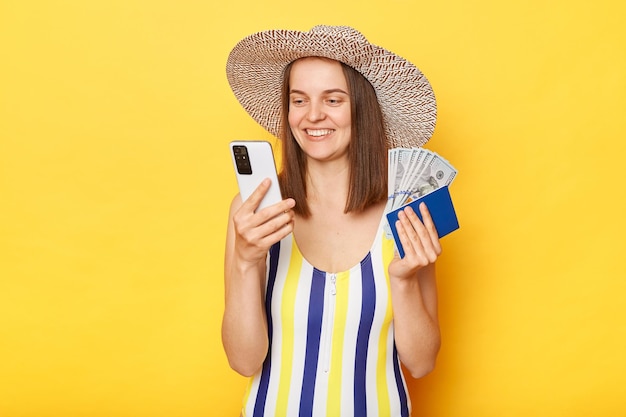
[[306, 129, 334, 137]]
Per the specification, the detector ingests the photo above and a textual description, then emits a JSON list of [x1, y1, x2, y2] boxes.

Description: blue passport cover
[[385, 186, 460, 258]]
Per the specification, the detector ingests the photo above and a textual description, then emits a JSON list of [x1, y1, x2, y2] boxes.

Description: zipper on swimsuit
[[322, 273, 337, 373]]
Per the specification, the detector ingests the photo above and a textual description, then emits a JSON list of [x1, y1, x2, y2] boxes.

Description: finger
[[418, 202, 442, 257], [396, 210, 427, 262], [236, 207, 294, 251], [237, 197, 295, 245], [255, 197, 296, 224], [241, 178, 272, 211], [257, 209, 295, 245], [403, 206, 431, 242], [402, 206, 438, 263]]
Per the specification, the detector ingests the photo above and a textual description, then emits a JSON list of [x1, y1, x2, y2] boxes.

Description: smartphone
[[230, 140, 282, 211]]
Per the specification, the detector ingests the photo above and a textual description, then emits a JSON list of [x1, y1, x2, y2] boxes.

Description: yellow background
[[1, 0, 625, 415]]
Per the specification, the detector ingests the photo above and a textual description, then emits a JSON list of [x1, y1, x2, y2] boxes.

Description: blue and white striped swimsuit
[[242, 218, 410, 417]]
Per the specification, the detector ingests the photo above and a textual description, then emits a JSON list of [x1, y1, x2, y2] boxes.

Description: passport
[[385, 185, 459, 258]]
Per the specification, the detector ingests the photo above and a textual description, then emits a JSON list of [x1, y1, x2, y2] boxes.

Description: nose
[[306, 100, 325, 122]]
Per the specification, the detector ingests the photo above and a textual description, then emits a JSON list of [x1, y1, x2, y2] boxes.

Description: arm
[[222, 179, 295, 376], [388, 202, 442, 378]]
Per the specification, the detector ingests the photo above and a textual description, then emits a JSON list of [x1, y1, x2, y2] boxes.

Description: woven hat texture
[[226, 25, 437, 148]]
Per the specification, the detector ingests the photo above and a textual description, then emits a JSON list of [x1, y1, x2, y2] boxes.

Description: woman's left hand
[[388, 202, 442, 280], [387, 202, 442, 377]]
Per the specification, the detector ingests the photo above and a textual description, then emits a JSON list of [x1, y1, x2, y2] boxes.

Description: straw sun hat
[[226, 25, 436, 148]]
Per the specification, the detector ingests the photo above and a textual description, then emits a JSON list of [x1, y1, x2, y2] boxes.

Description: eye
[[290, 96, 306, 106], [326, 95, 347, 106]]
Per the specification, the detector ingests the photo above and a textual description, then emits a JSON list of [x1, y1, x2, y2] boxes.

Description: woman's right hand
[[231, 178, 296, 266], [223, 179, 295, 376]]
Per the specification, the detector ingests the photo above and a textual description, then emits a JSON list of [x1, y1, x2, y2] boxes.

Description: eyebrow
[[289, 88, 349, 95]]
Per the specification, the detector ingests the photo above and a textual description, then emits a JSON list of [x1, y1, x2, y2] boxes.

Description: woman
[[223, 26, 442, 417]]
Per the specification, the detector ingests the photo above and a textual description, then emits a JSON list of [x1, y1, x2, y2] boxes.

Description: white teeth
[[307, 129, 334, 137]]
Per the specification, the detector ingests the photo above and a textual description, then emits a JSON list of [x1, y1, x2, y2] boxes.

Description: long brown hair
[[278, 58, 388, 217]]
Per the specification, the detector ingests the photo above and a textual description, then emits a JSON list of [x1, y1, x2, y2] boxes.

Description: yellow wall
[[1, 0, 625, 416]]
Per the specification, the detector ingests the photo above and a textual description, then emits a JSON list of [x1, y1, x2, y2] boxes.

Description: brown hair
[[278, 59, 389, 217]]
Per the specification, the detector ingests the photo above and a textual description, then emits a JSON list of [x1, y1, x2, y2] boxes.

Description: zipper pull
[[330, 274, 337, 296]]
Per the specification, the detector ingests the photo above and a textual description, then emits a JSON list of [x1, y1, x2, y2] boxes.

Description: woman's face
[[287, 57, 352, 163]]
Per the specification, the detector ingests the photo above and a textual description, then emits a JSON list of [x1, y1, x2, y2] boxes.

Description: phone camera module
[[233, 145, 252, 175]]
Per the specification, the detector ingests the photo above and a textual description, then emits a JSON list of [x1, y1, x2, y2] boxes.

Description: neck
[[305, 159, 350, 209]]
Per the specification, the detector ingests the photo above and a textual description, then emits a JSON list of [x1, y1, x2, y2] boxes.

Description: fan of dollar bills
[[386, 147, 458, 213]]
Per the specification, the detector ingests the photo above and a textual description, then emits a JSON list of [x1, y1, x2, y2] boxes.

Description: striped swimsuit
[[242, 218, 411, 417]]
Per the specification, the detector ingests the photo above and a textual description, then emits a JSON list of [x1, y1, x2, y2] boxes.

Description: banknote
[[387, 147, 457, 212]]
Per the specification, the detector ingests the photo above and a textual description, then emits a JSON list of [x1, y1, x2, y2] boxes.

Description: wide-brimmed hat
[[226, 25, 436, 148]]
